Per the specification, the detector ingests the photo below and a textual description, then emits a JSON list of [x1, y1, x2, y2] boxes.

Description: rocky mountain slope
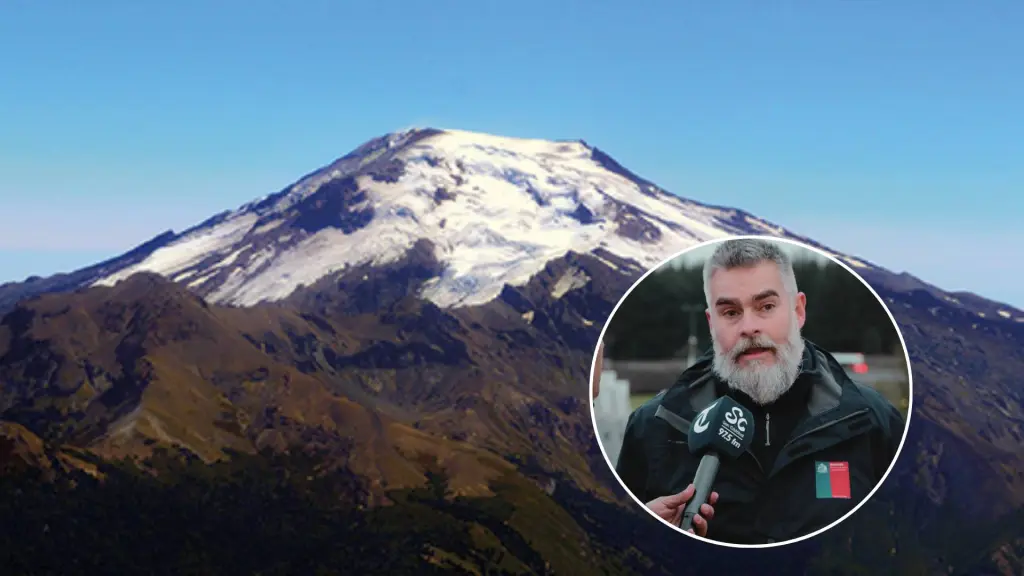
[[1, 127, 1021, 574]]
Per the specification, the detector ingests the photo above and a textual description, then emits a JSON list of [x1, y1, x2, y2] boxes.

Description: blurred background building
[[592, 367, 632, 466], [593, 241, 911, 468]]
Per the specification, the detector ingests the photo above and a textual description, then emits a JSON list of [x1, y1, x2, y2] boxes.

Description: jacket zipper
[[763, 408, 872, 481], [765, 413, 771, 447], [781, 408, 871, 452]]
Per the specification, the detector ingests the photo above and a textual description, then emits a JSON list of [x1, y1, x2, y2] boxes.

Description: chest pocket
[[759, 437, 879, 541], [645, 432, 697, 501]]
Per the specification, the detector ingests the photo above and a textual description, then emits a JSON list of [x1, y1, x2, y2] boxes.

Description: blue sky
[[2, 1, 1022, 307]]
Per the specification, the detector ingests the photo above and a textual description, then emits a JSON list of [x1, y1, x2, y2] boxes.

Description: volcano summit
[[83, 127, 868, 309]]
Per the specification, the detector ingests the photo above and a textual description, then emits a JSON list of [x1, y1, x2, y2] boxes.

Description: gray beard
[[711, 314, 805, 406]]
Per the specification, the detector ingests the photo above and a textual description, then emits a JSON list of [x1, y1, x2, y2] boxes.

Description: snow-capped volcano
[[4, 127, 1024, 576], [91, 127, 866, 308]]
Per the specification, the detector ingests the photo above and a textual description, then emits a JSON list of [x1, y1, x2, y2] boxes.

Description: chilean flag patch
[[815, 461, 851, 499]]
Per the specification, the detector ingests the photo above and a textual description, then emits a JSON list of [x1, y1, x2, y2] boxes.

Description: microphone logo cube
[[687, 396, 755, 460]]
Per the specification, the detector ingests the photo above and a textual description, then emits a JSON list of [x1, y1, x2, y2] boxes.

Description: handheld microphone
[[679, 396, 755, 532]]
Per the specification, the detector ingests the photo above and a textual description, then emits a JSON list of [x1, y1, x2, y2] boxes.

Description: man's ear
[[795, 292, 807, 329]]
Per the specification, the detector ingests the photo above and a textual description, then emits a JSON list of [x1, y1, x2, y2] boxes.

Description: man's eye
[[723, 310, 739, 318], [762, 303, 776, 312]]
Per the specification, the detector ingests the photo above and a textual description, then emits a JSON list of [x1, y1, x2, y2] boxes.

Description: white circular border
[[587, 234, 915, 549]]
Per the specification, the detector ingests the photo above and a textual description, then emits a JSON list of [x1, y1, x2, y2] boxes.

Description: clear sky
[[2, 1, 1022, 307]]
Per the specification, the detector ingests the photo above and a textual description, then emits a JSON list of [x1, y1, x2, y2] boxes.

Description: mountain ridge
[[3, 127, 873, 311], [6, 128, 1018, 324]]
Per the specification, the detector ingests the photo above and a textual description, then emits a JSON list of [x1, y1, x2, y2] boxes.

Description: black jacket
[[615, 340, 906, 545]]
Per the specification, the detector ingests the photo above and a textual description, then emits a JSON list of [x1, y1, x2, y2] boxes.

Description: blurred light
[[852, 362, 869, 374]]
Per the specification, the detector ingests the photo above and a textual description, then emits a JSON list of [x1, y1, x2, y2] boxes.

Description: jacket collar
[[654, 339, 880, 479], [656, 339, 848, 430]]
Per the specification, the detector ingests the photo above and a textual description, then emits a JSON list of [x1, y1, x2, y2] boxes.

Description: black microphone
[[678, 395, 755, 532]]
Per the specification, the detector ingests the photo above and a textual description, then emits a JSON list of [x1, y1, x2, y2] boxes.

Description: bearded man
[[614, 238, 906, 545]]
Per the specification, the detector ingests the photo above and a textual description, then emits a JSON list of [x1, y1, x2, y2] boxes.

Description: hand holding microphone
[[646, 395, 755, 538], [646, 484, 719, 536]]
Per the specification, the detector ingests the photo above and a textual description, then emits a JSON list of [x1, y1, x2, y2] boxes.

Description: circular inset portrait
[[589, 236, 912, 548]]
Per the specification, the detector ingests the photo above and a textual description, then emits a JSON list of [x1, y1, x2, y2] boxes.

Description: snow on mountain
[[91, 127, 870, 309]]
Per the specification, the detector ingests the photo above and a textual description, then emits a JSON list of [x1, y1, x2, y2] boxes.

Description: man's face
[[705, 261, 807, 405]]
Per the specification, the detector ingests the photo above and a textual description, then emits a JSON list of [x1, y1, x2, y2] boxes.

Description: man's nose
[[739, 312, 761, 337]]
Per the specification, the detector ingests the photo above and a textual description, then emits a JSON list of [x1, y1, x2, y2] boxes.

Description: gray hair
[[702, 238, 799, 307]]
